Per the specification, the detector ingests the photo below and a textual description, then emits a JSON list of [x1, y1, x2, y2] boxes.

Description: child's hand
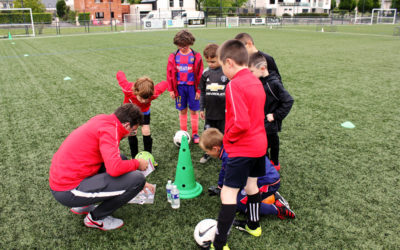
[[143, 182, 155, 194], [195, 92, 200, 100], [267, 113, 274, 122], [169, 91, 175, 99], [137, 159, 148, 171], [200, 111, 205, 120]]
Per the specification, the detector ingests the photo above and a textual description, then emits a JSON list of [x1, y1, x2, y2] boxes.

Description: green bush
[[0, 13, 52, 24], [282, 13, 291, 17], [78, 12, 90, 22], [294, 13, 329, 17]]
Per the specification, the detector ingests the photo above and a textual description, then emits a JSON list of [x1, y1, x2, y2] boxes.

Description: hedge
[[0, 13, 52, 24], [294, 13, 329, 17], [78, 12, 90, 22]]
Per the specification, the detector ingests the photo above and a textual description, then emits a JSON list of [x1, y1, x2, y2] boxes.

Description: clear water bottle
[[171, 185, 180, 209], [166, 180, 172, 203]]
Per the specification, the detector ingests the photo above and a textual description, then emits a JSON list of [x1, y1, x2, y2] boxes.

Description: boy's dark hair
[[114, 103, 143, 127], [203, 43, 219, 58], [173, 29, 195, 47], [235, 33, 254, 45], [248, 51, 268, 69], [199, 128, 223, 150], [134, 77, 154, 99], [218, 40, 248, 66]]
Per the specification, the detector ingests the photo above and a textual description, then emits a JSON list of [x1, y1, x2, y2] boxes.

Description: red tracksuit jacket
[[166, 49, 204, 97], [116, 71, 168, 113], [49, 114, 140, 191], [223, 68, 267, 157]]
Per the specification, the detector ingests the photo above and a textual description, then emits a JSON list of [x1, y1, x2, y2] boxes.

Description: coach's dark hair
[[114, 103, 143, 127], [235, 33, 254, 45], [248, 51, 267, 68], [218, 40, 248, 66], [173, 29, 195, 47]]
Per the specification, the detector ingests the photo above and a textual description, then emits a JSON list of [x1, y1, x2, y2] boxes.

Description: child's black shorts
[[224, 156, 266, 188], [143, 114, 150, 125]]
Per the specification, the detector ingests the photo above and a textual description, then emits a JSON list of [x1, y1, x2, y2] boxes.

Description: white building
[[130, 0, 196, 17], [249, 0, 331, 16]]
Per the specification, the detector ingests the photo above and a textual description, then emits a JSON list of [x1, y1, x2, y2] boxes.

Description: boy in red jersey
[[117, 71, 167, 159], [49, 104, 154, 231], [167, 29, 204, 143], [209, 40, 267, 250]]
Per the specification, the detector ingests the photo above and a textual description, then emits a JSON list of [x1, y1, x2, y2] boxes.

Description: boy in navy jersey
[[248, 52, 294, 171], [199, 44, 229, 163], [167, 30, 204, 143], [207, 40, 267, 250]]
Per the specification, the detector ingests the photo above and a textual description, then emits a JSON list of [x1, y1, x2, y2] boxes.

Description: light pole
[[109, 0, 113, 31]]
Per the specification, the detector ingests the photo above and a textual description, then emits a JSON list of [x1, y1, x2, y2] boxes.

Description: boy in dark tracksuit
[[199, 44, 229, 163], [249, 52, 294, 171], [200, 128, 295, 221]]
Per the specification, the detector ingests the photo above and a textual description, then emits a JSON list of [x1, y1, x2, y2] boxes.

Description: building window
[[96, 12, 104, 19], [278, 0, 283, 3], [111, 12, 114, 18], [270, 0, 275, 4], [302, 9, 308, 13], [296, 0, 300, 2], [170, 0, 173, 7], [179, 0, 183, 7], [95, 0, 103, 3]]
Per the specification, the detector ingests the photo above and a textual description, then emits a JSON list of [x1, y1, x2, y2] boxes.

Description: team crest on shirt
[[221, 75, 228, 82], [190, 57, 194, 63]]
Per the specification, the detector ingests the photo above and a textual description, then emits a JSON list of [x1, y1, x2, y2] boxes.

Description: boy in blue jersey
[[199, 128, 295, 226], [167, 30, 204, 143]]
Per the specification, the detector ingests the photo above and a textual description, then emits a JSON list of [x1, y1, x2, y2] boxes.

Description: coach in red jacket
[[49, 104, 152, 231]]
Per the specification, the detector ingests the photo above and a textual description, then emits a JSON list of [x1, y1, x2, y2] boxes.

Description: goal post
[[0, 8, 35, 38], [225, 16, 239, 27], [371, 8, 397, 25]]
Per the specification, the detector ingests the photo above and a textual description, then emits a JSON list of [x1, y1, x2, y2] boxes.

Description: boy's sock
[[179, 113, 187, 131], [128, 136, 138, 158], [190, 113, 199, 135], [214, 204, 236, 249], [143, 135, 152, 153], [246, 192, 261, 230]]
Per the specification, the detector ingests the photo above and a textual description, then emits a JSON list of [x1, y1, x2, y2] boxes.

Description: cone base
[[178, 182, 203, 199]]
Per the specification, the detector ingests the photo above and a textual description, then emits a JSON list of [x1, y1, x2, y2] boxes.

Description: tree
[[391, 0, 400, 11], [371, 0, 380, 9], [56, 0, 67, 18], [331, 0, 336, 10], [357, 0, 372, 13], [13, 0, 46, 12], [338, 0, 356, 11]]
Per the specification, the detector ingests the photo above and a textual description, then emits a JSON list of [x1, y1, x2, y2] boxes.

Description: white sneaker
[[70, 204, 98, 215], [84, 212, 124, 231]]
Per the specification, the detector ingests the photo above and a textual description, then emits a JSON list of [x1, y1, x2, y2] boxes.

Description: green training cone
[[8, 32, 12, 40], [173, 134, 202, 199]]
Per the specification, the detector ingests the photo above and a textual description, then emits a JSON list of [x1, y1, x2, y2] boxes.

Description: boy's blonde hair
[[173, 29, 195, 47], [248, 51, 268, 69], [133, 77, 154, 99], [217, 39, 248, 66], [199, 128, 223, 150], [203, 43, 219, 59]]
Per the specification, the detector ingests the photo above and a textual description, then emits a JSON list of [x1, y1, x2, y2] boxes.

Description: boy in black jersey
[[199, 44, 230, 163], [249, 52, 294, 171]]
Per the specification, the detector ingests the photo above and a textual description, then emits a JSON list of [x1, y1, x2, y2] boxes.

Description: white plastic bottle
[[166, 180, 172, 203], [171, 185, 180, 209]]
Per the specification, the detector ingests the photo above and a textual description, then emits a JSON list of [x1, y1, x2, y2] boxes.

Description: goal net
[[226, 17, 239, 27], [123, 14, 142, 32], [371, 9, 397, 24], [352, 16, 372, 25], [0, 8, 35, 38]]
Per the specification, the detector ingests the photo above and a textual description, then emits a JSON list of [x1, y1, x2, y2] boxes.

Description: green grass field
[[0, 26, 399, 249]]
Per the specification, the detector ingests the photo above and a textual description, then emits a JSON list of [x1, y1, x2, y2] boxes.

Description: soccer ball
[[193, 219, 217, 248], [173, 130, 191, 147], [135, 151, 155, 166]]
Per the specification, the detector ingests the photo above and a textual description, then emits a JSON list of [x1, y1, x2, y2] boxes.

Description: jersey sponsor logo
[[206, 83, 225, 91], [199, 225, 216, 237], [177, 65, 193, 71]]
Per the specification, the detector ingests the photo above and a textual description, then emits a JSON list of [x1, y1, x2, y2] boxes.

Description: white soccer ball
[[193, 219, 217, 248], [173, 130, 191, 147]]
